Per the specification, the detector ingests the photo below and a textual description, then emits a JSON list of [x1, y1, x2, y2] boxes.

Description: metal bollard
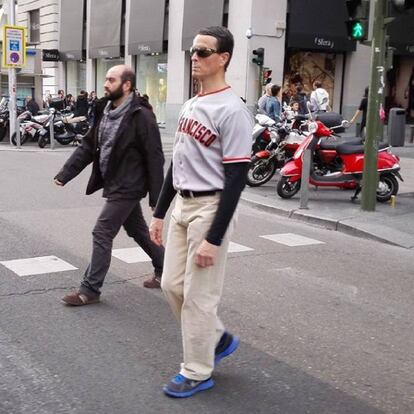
[[15, 117, 21, 148], [299, 148, 311, 209], [50, 116, 55, 150]]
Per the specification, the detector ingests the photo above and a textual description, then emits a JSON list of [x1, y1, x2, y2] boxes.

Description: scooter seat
[[319, 137, 362, 150], [336, 142, 388, 155]]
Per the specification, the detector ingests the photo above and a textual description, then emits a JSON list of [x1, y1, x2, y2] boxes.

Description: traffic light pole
[[361, 0, 386, 211]]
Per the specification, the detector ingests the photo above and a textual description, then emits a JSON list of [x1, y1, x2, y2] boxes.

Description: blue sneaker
[[214, 332, 240, 366], [163, 374, 214, 398]]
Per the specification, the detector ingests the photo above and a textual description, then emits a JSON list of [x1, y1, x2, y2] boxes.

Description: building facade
[[7, 0, 414, 129]]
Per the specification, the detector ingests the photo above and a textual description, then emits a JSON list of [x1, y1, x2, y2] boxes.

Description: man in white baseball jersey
[[150, 26, 253, 398]]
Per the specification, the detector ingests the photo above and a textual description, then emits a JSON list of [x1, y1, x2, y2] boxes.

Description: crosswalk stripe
[[0, 256, 77, 277], [260, 233, 324, 247], [112, 247, 151, 263], [228, 242, 254, 253]]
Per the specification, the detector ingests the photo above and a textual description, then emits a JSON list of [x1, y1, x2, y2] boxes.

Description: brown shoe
[[62, 289, 100, 306], [143, 276, 161, 289]]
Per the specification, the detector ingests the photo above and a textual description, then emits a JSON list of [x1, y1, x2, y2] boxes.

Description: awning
[[127, 0, 166, 54], [287, 0, 355, 52], [59, 0, 84, 60], [88, 0, 122, 59], [388, 14, 414, 56], [181, 0, 224, 50]]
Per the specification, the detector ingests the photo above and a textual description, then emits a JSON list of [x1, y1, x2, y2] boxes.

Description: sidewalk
[[241, 143, 414, 249]]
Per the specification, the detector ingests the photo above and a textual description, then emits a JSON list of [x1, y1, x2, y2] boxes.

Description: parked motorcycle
[[11, 111, 49, 145], [37, 109, 87, 148], [276, 118, 402, 202], [247, 119, 305, 187]]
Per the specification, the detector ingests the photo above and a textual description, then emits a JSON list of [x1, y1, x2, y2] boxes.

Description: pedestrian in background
[[88, 91, 97, 125], [150, 25, 252, 398], [55, 64, 165, 306], [265, 84, 282, 122], [65, 94, 75, 111], [257, 83, 273, 114], [75, 90, 89, 117], [291, 82, 308, 114], [350, 86, 369, 137], [310, 80, 330, 112], [25, 96, 40, 116]]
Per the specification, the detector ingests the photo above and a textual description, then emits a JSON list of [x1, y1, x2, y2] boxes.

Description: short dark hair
[[198, 26, 234, 71], [121, 67, 136, 92], [364, 87, 369, 97], [271, 84, 281, 97]]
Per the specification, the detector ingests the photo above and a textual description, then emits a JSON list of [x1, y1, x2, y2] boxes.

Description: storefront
[[285, 0, 355, 111], [135, 54, 167, 124], [88, 0, 124, 97], [128, 0, 167, 123], [66, 61, 87, 96], [59, 0, 86, 96], [387, 14, 414, 121]]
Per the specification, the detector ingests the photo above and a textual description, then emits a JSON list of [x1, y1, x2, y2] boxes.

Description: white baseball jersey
[[173, 86, 253, 192]]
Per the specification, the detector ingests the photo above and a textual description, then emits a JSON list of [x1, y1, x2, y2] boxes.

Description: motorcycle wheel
[[246, 156, 277, 187], [277, 177, 301, 199], [11, 132, 28, 146], [376, 174, 398, 202], [38, 135, 48, 148]]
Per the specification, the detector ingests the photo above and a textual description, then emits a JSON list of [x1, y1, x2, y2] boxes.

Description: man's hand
[[54, 179, 64, 186], [195, 240, 219, 268], [149, 217, 164, 246]]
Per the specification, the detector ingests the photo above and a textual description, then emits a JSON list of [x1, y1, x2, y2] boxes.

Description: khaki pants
[[161, 194, 235, 381]]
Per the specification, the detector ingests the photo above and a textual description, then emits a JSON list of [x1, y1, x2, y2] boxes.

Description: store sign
[[42, 49, 60, 61], [314, 37, 335, 49], [2, 25, 26, 68]]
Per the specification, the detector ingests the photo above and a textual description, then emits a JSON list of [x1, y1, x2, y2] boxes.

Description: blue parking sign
[[9, 40, 20, 51]]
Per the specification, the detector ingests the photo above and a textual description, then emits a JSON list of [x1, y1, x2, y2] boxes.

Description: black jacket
[[55, 95, 164, 206], [75, 95, 89, 117]]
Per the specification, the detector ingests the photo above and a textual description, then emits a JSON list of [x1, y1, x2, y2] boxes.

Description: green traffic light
[[352, 21, 364, 39]]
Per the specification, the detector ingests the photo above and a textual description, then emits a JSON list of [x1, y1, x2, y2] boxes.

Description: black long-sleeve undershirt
[[153, 161, 249, 246]]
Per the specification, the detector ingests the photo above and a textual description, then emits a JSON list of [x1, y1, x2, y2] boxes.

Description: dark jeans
[[79, 198, 164, 297]]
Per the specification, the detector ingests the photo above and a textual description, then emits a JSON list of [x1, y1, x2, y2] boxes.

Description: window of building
[[28, 9, 40, 44], [136, 53, 168, 125], [66, 61, 87, 97]]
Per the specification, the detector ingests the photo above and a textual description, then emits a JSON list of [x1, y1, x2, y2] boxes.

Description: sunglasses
[[189, 47, 219, 58]]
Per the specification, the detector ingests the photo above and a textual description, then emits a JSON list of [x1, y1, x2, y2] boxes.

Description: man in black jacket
[[55, 65, 165, 305], [74, 90, 89, 117]]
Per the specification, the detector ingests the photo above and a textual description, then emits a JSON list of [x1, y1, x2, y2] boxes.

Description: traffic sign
[[2, 25, 26, 68]]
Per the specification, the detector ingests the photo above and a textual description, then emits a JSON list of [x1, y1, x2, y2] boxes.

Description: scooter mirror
[[306, 101, 314, 121]]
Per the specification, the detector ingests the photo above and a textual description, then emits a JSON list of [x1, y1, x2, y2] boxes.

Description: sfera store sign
[[314, 37, 335, 49], [42, 49, 60, 61]]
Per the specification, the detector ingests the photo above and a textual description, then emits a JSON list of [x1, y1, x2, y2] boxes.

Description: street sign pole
[[7, 0, 17, 147], [361, 0, 386, 211]]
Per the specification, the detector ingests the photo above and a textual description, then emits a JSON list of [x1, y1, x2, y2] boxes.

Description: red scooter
[[277, 119, 403, 202]]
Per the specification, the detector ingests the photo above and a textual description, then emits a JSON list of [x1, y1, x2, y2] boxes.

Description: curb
[[240, 194, 406, 248]]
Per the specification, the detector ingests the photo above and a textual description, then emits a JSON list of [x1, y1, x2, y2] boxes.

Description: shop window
[[136, 54, 168, 125], [28, 9, 40, 44], [66, 61, 87, 97]]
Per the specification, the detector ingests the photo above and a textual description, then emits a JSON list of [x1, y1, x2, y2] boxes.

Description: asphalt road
[[0, 149, 413, 414]]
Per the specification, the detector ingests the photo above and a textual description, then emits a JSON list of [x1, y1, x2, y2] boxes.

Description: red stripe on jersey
[[223, 156, 251, 163]]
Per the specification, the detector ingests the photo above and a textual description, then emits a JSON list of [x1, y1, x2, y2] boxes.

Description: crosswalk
[[0, 233, 324, 277]]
